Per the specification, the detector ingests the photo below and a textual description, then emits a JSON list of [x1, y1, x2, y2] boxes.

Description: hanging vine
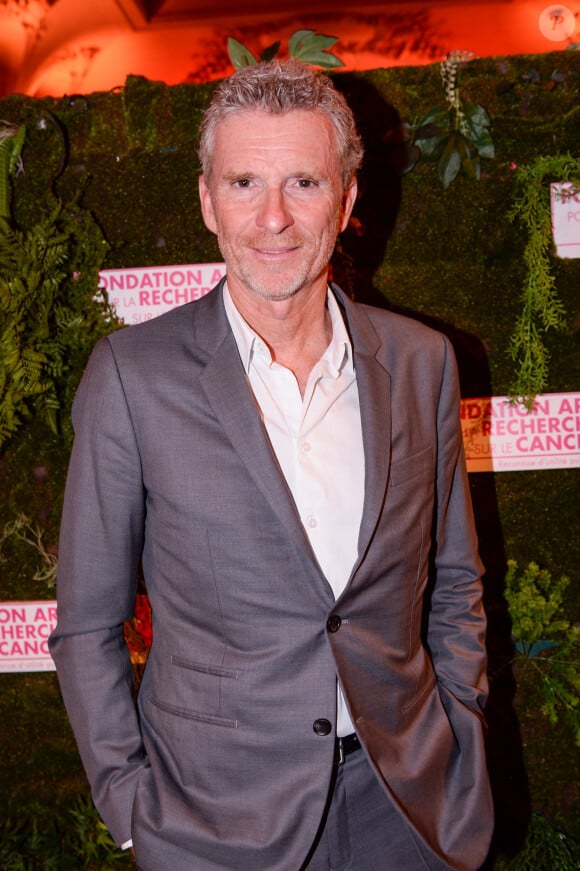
[[508, 154, 580, 408]]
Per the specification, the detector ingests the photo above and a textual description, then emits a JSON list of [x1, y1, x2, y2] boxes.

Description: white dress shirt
[[224, 284, 365, 737]]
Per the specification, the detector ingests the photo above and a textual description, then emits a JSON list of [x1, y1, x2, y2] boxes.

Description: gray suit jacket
[[50, 282, 493, 871]]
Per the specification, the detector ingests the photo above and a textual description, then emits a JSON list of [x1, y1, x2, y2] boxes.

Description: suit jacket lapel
[[332, 288, 392, 577], [195, 283, 323, 574]]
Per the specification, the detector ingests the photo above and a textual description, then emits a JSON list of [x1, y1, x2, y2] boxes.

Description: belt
[[334, 732, 361, 765]]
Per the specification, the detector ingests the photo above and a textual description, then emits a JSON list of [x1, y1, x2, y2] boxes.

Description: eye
[[232, 178, 252, 189], [297, 178, 316, 188]]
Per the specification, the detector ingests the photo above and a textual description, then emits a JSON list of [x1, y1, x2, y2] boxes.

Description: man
[[50, 59, 493, 870]]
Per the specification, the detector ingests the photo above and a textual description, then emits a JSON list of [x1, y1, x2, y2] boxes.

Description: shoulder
[[361, 303, 445, 347], [103, 283, 226, 366], [334, 285, 449, 357]]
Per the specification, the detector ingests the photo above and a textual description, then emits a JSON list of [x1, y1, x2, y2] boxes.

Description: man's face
[[199, 109, 357, 306]]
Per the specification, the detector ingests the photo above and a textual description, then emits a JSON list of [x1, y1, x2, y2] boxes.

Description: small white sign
[[99, 262, 226, 325], [551, 182, 580, 258], [538, 5, 577, 41], [0, 601, 56, 672], [461, 392, 580, 472]]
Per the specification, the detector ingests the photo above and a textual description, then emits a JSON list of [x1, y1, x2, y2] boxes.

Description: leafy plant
[[414, 50, 494, 188], [0, 121, 119, 450], [505, 560, 580, 745], [507, 154, 580, 408], [228, 29, 344, 71], [0, 795, 134, 869], [494, 812, 580, 870], [0, 120, 26, 219]]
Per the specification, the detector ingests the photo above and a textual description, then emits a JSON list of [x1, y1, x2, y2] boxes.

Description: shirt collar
[[223, 282, 353, 379]]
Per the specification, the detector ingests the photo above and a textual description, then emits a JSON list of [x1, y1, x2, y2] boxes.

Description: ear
[[198, 175, 217, 234], [339, 177, 358, 233]]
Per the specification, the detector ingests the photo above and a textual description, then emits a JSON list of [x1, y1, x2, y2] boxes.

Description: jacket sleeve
[[427, 336, 488, 717], [49, 336, 147, 846]]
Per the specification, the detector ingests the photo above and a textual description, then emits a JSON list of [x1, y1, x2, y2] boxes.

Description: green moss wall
[[0, 51, 578, 858]]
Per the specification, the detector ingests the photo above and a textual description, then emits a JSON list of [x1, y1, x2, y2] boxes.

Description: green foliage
[[505, 560, 580, 744], [0, 121, 26, 219], [0, 188, 118, 450], [288, 30, 344, 69], [227, 37, 259, 70], [0, 794, 134, 869], [227, 29, 344, 70], [507, 154, 580, 408], [494, 812, 580, 871], [414, 51, 494, 188]]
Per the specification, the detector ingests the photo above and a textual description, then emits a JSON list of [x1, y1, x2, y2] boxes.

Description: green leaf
[[227, 37, 257, 70], [457, 136, 480, 180], [289, 30, 334, 54], [418, 106, 449, 130], [299, 51, 344, 70], [439, 136, 462, 188], [416, 107, 450, 132], [8, 124, 26, 177], [474, 131, 495, 159], [288, 30, 344, 67], [462, 103, 495, 158], [416, 133, 446, 160], [288, 29, 315, 54], [259, 42, 281, 62], [414, 108, 450, 160], [462, 102, 490, 129]]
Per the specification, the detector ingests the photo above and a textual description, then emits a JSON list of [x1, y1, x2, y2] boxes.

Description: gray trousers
[[302, 747, 455, 871]]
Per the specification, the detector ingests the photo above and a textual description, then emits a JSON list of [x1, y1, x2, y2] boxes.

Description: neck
[[229, 279, 333, 396]]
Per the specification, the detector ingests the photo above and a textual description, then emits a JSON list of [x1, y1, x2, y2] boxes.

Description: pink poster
[[461, 392, 580, 472], [100, 262, 225, 324]]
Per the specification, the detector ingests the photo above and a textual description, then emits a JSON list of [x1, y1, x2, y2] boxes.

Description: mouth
[[251, 241, 300, 257], [253, 247, 299, 256]]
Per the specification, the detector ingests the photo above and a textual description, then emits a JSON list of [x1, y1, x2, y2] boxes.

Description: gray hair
[[199, 58, 363, 187]]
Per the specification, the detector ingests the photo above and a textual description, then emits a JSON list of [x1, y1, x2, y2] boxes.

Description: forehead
[[210, 108, 341, 176]]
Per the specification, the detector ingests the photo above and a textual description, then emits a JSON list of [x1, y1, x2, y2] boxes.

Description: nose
[[256, 187, 294, 234]]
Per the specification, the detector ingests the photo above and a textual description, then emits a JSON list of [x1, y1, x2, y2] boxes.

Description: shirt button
[[327, 615, 342, 633], [301, 441, 311, 452], [313, 718, 332, 736], [307, 516, 318, 529]]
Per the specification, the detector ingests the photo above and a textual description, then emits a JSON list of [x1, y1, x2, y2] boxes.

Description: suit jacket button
[[313, 718, 332, 736], [326, 614, 342, 633]]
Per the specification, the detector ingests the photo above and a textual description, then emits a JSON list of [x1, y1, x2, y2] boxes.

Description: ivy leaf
[[288, 30, 344, 68], [227, 38, 257, 70], [439, 135, 462, 188], [259, 42, 281, 63]]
